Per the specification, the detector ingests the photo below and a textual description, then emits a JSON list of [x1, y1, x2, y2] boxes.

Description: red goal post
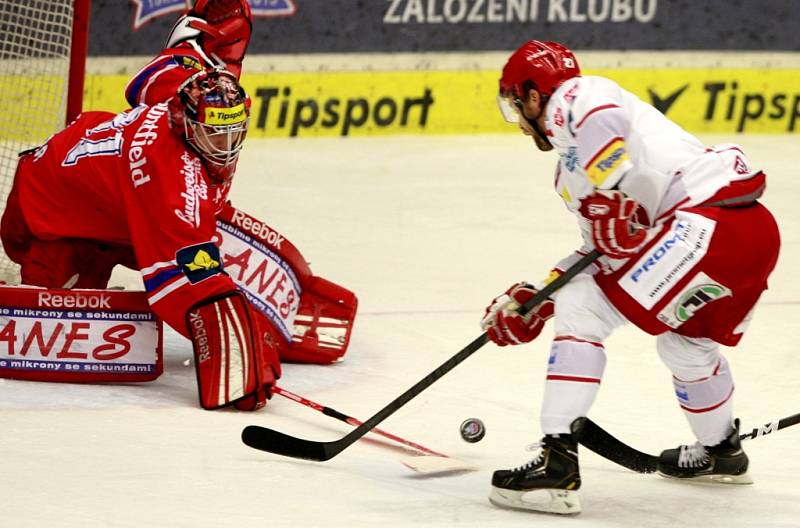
[[0, 0, 90, 283]]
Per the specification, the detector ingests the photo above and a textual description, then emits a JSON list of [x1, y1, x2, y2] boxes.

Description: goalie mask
[[170, 69, 250, 181]]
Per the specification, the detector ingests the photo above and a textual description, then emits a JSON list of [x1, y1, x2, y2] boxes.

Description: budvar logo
[[174, 152, 208, 228], [131, 0, 298, 31]]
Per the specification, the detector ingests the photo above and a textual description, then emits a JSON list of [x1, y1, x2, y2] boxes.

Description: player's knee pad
[[669, 355, 734, 412], [186, 290, 281, 411], [656, 332, 720, 380], [540, 337, 606, 434]]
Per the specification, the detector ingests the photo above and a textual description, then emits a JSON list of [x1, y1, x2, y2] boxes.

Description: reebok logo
[[188, 310, 210, 362], [38, 292, 111, 309], [230, 209, 285, 249]]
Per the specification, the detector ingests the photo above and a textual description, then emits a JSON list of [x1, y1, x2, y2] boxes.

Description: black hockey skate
[[489, 434, 581, 514], [657, 419, 753, 484]]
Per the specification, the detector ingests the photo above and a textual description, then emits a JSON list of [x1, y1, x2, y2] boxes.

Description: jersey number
[[61, 106, 147, 167]]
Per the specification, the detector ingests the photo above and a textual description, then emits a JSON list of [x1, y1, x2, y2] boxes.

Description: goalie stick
[[272, 386, 477, 474], [241, 250, 603, 462], [273, 385, 450, 457], [572, 412, 800, 474]]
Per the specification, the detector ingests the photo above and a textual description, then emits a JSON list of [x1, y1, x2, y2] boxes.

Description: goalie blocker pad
[[187, 290, 280, 411], [0, 284, 163, 383], [216, 204, 357, 364]]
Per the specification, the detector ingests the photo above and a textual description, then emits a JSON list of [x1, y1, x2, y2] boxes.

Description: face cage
[[185, 117, 249, 170], [497, 94, 523, 124]]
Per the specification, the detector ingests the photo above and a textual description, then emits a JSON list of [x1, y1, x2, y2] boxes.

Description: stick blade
[[241, 425, 337, 461], [401, 455, 479, 475]]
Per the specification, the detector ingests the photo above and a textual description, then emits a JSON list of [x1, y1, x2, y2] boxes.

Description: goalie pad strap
[[187, 290, 265, 410]]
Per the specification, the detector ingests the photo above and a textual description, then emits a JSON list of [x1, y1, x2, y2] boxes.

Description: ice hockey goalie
[[0, 1, 357, 411]]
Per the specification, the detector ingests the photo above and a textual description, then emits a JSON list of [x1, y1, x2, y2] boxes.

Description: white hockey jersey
[[544, 75, 761, 272]]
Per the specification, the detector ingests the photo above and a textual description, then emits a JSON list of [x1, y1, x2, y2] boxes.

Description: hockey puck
[[459, 418, 486, 443]]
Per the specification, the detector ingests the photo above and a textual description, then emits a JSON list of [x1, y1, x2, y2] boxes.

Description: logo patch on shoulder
[[177, 242, 223, 284], [586, 138, 629, 186]]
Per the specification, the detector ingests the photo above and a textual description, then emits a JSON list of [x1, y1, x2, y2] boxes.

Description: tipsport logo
[[131, 0, 297, 30]]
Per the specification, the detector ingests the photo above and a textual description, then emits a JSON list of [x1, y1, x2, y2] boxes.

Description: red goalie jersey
[[4, 102, 237, 339]]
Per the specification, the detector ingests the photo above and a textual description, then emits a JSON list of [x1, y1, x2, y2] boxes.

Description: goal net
[[0, 0, 87, 283]]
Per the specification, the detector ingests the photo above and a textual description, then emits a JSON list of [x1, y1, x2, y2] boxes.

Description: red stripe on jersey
[[575, 104, 621, 130]]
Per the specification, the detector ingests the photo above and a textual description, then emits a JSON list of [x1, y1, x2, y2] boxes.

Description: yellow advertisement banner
[[56, 67, 800, 137]]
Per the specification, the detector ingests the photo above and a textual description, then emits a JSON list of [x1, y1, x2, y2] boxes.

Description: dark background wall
[[93, 0, 799, 56]]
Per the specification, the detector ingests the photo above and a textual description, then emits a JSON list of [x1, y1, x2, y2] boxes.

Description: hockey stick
[[272, 385, 450, 457], [273, 385, 477, 473], [571, 417, 659, 473], [739, 412, 800, 440], [242, 249, 603, 462], [572, 412, 800, 474]]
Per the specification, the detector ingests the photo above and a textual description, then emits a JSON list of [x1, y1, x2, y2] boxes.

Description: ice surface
[[2, 134, 798, 527]]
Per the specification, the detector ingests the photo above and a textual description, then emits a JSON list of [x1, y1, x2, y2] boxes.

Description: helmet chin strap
[[520, 100, 553, 150], [529, 117, 553, 150]]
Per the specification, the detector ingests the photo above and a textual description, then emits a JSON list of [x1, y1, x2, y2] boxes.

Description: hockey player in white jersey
[[482, 40, 780, 514]]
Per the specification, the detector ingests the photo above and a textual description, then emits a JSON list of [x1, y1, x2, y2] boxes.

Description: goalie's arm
[[125, 0, 253, 107]]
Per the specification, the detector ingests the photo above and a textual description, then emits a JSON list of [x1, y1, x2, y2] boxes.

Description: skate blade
[[401, 455, 478, 475], [489, 486, 581, 515], [658, 471, 754, 485]]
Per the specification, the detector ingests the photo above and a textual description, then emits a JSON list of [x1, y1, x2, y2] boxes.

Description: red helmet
[[499, 40, 580, 100], [169, 69, 250, 181]]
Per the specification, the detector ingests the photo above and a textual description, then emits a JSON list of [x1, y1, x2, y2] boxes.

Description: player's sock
[[489, 434, 581, 514]]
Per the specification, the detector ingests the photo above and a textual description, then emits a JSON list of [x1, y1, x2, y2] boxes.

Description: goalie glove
[[481, 283, 555, 347], [166, 0, 252, 77], [579, 190, 648, 259]]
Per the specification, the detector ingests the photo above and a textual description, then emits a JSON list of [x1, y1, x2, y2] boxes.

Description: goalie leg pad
[[187, 290, 279, 411], [0, 284, 163, 383], [284, 276, 358, 364]]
